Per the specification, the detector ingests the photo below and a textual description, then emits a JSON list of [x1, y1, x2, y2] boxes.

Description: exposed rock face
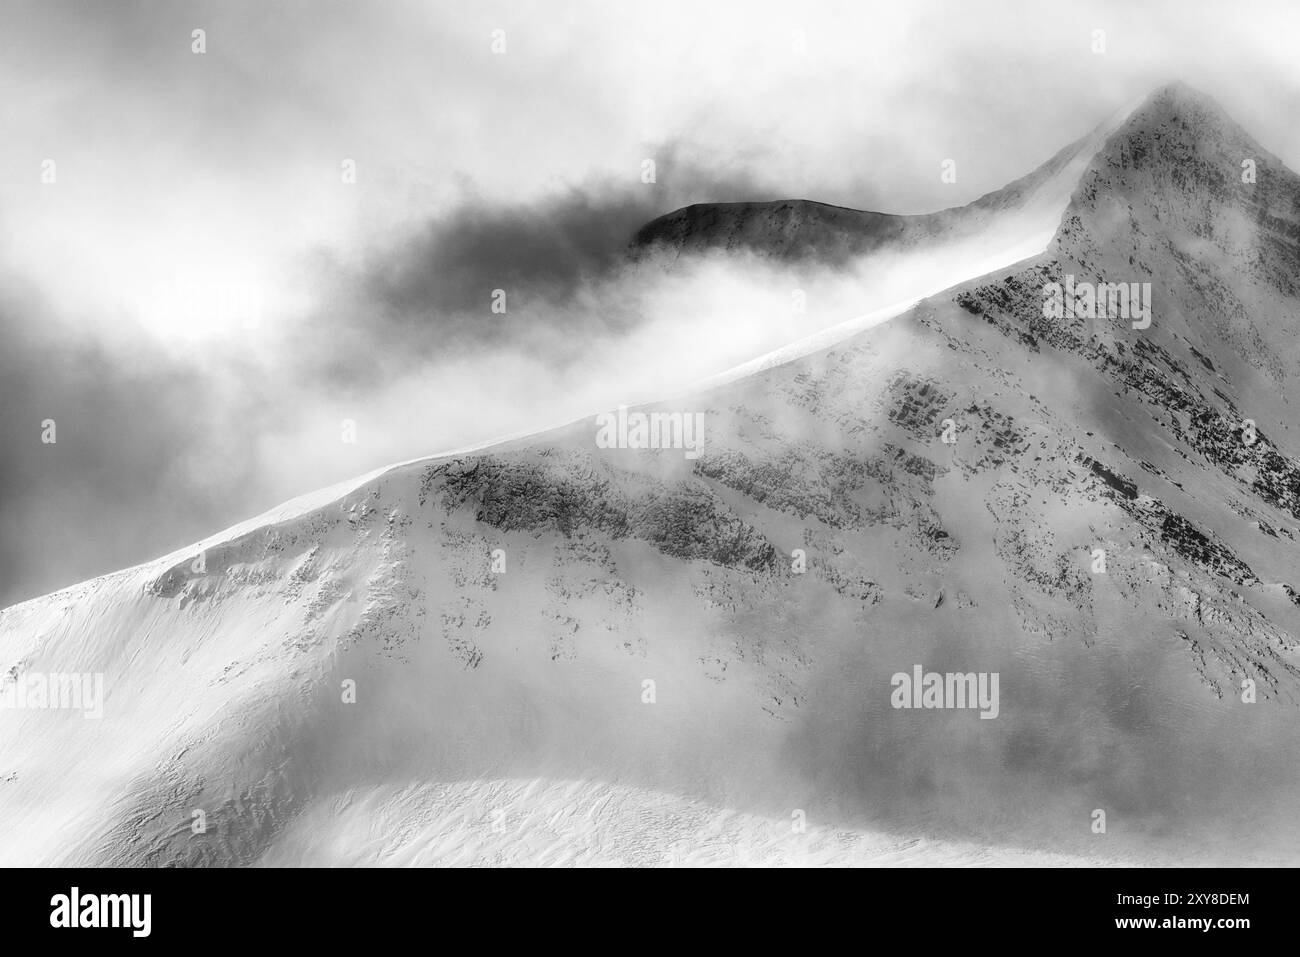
[[630, 199, 916, 265], [435, 454, 780, 572], [5, 84, 1300, 867]]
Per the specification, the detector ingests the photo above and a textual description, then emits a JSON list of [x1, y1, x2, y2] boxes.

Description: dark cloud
[[365, 186, 652, 315], [289, 143, 778, 385]]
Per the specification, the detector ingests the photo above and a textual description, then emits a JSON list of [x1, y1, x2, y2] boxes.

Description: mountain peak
[[1144, 78, 1216, 107], [1106, 80, 1250, 153], [1056, 79, 1291, 227], [1047, 78, 1300, 395]]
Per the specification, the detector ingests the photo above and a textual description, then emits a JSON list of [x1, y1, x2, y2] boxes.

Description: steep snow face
[[1021, 83, 1300, 616], [6, 84, 1300, 868], [1054, 83, 1300, 397]]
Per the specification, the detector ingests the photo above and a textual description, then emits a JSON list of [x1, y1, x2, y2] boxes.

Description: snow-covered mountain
[[5, 82, 1300, 867]]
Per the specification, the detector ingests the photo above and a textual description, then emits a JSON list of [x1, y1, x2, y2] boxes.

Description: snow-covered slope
[[5, 83, 1300, 867]]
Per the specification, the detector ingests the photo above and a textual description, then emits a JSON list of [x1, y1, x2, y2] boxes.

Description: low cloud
[[0, 274, 271, 606]]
